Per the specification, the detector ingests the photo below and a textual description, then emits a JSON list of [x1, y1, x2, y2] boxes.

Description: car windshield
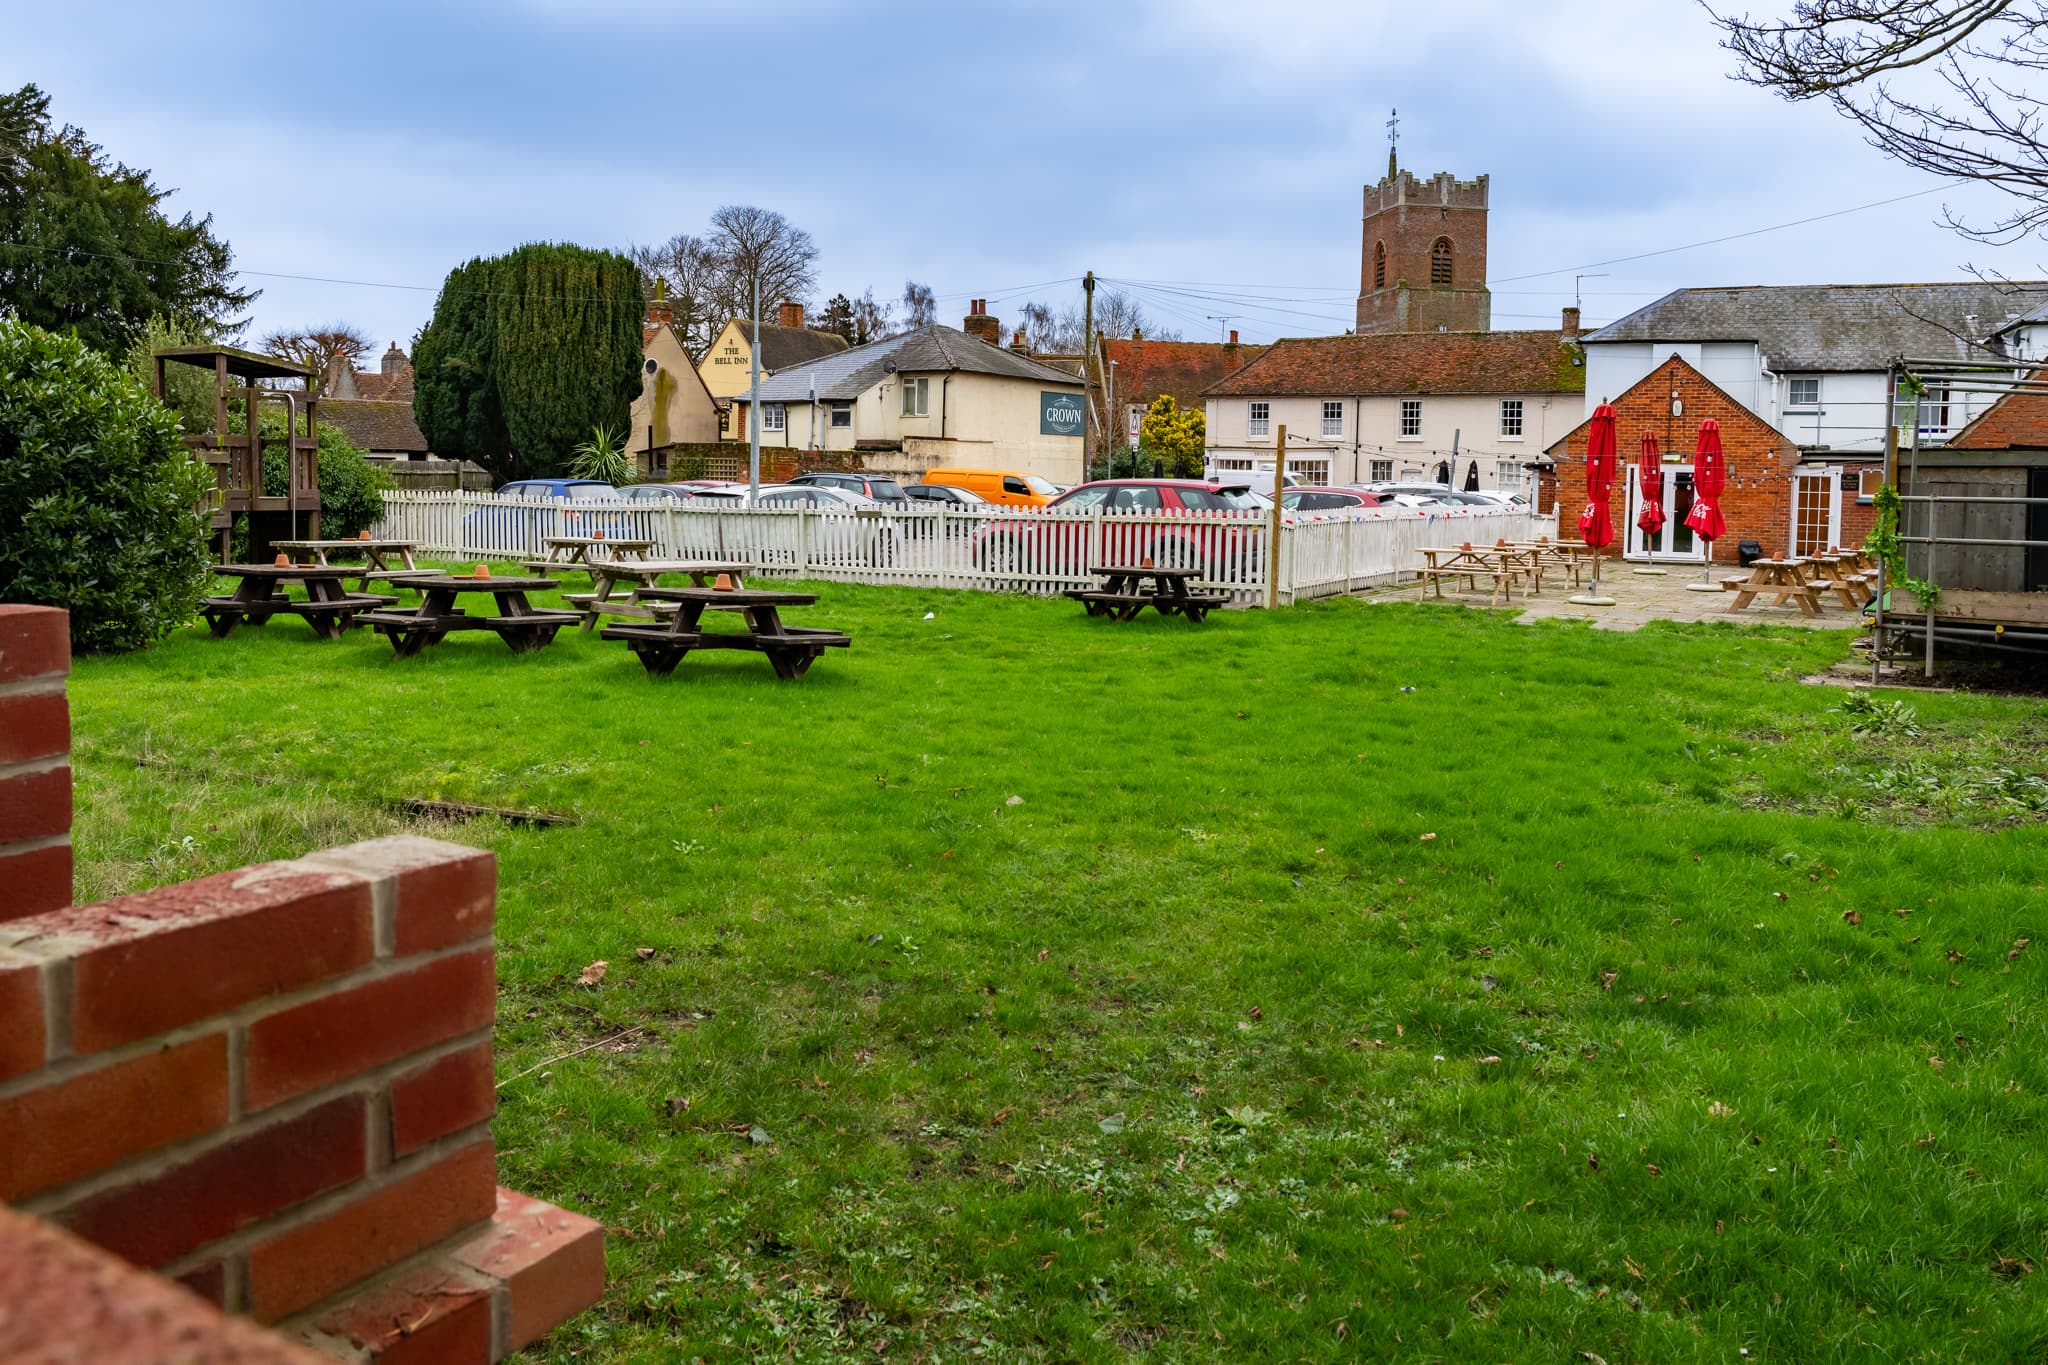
[[568, 484, 615, 501], [868, 480, 906, 500], [1053, 487, 1110, 510], [1023, 475, 1058, 495]]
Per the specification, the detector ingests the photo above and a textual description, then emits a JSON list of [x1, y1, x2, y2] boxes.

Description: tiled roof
[[1101, 338, 1267, 412], [1586, 282, 2048, 371], [1945, 373, 2048, 450], [319, 399, 428, 455], [1204, 329, 1583, 398], [743, 325, 1084, 402], [732, 321, 850, 371], [353, 363, 413, 403]]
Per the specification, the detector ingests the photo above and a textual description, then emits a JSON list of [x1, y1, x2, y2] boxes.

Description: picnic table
[[1798, 554, 1873, 610], [1505, 539, 1590, 588], [522, 536, 654, 577], [564, 559, 754, 632], [601, 586, 850, 680], [1064, 565, 1230, 623], [1415, 545, 1543, 605], [200, 565, 390, 640], [1720, 558, 1822, 616], [270, 539, 428, 594], [359, 573, 581, 657]]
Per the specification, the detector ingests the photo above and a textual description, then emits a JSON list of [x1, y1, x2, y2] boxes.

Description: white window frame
[[762, 402, 786, 433], [1499, 398, 1524, 439], [901, 377, 930, 418], [1294, 458, 1331, 484], [1321, 401, 1343, 438], [1247, 401, 1270, 438], [1399, 399, 1422, 439], [1369, 458, 1394, 482], [1786, 376, 1821, 409], [829, 401, 852, 429]]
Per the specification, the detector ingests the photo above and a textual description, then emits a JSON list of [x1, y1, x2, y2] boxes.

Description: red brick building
[[1100, 334, 1266, 452], [1356, 151, 1491, 335], [1542, 355, 1880, 563]]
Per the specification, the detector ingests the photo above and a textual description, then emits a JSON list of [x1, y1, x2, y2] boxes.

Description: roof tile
[[1205, 330, 1583, 398]]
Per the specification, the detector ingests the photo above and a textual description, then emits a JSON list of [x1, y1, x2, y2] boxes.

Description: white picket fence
[[372, 491, 1543, 606]]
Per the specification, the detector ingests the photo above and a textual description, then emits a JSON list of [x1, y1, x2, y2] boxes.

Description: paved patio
[[1358, 563, 1863, 632]]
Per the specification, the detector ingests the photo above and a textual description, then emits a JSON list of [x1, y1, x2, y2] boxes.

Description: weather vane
[[1387, 108, 1399, 149]]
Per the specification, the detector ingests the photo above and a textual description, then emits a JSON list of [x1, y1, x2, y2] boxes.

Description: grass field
[[68, 579, 2048, 1362]]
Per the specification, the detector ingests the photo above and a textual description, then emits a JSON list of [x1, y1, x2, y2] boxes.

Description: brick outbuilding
[[1542, 355, 1880, 563]]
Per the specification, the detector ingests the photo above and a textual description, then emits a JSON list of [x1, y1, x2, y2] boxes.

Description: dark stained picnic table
[[601, 585, 851, 680], [270, 538, 428, 594], [358, 573, 581, 657], [1065, 564, 1230, 623], [201, 564, 390, 640]]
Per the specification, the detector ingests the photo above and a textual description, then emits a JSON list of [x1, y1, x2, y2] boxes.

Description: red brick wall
[[1357, 169, 1491, 334], [0, 606, 72, 918], [1542, 356, 1881, 563]]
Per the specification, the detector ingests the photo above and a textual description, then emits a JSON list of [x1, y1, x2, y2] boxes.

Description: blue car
[[462, 479, 631, 553]]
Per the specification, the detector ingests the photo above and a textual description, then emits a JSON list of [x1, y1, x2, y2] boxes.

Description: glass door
[[1625, 464, 1704, 562], [1790, 469, 1842, 557]]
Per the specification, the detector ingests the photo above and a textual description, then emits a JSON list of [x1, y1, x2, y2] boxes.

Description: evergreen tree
[[819, 292, 856, 343], [413, 244, 642, 481]]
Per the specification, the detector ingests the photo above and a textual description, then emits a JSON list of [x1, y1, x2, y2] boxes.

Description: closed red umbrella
[[1683, 418, 1728, 591], [1636, 432, 1666, 536], [1572, 403, 1618, 603]]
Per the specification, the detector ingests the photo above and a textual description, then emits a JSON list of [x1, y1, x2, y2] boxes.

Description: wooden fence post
[[1266, 425, 1287, 609]]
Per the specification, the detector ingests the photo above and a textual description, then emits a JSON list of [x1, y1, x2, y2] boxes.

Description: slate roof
[[1101, 338, 1268, 413], [1204, 330, 1583, 398], [731, 320, 850, 371], [1944, 372, 2048, 450], [741, 326, 1084, 403], [319, 399, 429, 455], [1586, 282, 2048, 372]]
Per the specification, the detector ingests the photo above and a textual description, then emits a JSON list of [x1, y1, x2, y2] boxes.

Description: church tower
[[1356, 146, 1491, 334]]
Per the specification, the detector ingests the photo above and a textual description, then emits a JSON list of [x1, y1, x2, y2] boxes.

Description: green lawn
[[69, 581, 2048, 1363]]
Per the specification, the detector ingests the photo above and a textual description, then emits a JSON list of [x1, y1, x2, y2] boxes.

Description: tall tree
[[818, 292, 857, 343], [630, 232, 721, 356], [1709, 0, 2048, 240], [851, 288, 893, 343], [260, 324, 372, 391], [0, 84, 253, 354], [902, 280, 936, 329], [413, 244, 642, 481], [707, 204, 819, 323]]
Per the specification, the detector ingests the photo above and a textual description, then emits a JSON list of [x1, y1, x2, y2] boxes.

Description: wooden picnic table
[[1504, 540, 1590, 587], [270, 538, 425, 590], [1798, 554, 1872, 610], [201, 565, 390, 640], [1065, 564, 1230, 623], [1720, 558, 1822, 616], [359, 573, 581, 657], [566, 559, 754, 632], [603, 586, 851, 680], [522, 536, 654, 577], [1416, 545, 1542, 605]]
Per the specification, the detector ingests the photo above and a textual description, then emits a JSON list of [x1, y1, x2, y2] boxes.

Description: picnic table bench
[[1504, 539, 1589, 587], [521, 536, 654, 577], [201, 565, 390, 640], [1415, 545, 1542, 606], [1720, 558, 1822, 616], [1065, 565, 1229, 622], [1802, 553, 1876, 609], [602, 586, 850, 680], [359, 573, 581, 657], [564, 559, 754, 631], [270, 538, 429, 594]]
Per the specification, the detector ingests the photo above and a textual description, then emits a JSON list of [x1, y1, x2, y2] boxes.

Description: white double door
[[1624, 464, 1706, 563]]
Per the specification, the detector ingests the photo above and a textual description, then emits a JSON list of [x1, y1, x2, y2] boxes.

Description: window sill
[[1397, 436, 1423, 442], [1498, 435, 1524, 443]]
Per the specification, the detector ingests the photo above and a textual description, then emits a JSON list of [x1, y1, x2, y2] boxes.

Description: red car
[[973, 479, 1265, 577], [1280, 486, 1384, 512]]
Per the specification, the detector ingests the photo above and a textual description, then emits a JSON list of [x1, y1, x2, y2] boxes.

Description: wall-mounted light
[[1671, 391, 1683, 418]]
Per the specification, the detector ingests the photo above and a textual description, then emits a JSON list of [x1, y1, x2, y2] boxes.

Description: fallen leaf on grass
[[1946, 948, 1965, 964], [665, 1096, 690, 1117], [2009, 939, 2031, 961], [1842, 910, 1863, 926], [748, 1124, 773, 1146], [1476, 1055, 1502, 1065], [577, 960, 608, 987], [1588, 1154, 1601, 1172], [1480, 974, 1499, 992], [1389, 1207, 1409, 1221], [1645, 1164, 1661, 1179], [1248, 1005, 1263, 1021], [1097, 1114, 1126, 1134], [1420, 832, 1437, 842], [1928, 1054, 1945, 1069], [1004, 795, 1024, 807], [1993, 1256, 2036, 1279], [1036, 948, 1050, 962], [1600, 972, 1618, 991], [635, 947, 656, 960]]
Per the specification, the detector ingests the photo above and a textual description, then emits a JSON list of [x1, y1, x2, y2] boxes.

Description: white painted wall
[[1203, 391, 1574, 490]]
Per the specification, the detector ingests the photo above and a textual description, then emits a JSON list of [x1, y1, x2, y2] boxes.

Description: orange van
[[922, 467, 1059, 508]]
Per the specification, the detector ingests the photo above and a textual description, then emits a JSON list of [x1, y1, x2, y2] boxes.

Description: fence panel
[[373, 492, 1544, 606]]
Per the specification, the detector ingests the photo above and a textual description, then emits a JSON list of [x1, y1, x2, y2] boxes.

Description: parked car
[[465, 478, 630, 547], [972, 479, 1264, 577], [620, 481, 742, 504], [904, 482, 988, 507], [789, 472, 910, 506], [922, 467, 1058, 507], [753, 483, 897, 565], [1280, 486, 1385, 513]]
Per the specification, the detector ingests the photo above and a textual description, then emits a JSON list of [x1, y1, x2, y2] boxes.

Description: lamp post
[[748, 273, 761, 499]]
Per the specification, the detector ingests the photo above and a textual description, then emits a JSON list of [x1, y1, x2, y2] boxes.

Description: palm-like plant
[[568, 424, 631, 485]]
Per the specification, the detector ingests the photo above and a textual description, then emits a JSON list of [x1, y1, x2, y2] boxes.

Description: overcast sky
[[12, 0, 2048, 352]]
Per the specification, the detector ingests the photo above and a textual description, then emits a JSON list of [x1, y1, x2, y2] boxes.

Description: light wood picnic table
[[1720, 558, 1821, 616], [201, 565, 390, 640], [1416, 545, 1542, 605], [1798, 555, 1871, 611], [568, 559, 755, 631], [522, 536, 655, 577], [1504, 539, 1590, 587], [270, 538, 427, 594]]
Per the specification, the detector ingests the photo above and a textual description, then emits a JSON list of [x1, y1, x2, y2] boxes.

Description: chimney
[[777, 300, 804, 329], [1130, 327, 1143, 344], [1561, 306, 1581, 338], [1228, 329, 1239, 346], [962, 298, 1003, 345], [1010, 327, 1030, 354], [381, 341, 407, 375]]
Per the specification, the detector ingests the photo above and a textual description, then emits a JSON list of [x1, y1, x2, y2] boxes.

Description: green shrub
[[258, 418, 392, 538], [0, 319, 214, 652]]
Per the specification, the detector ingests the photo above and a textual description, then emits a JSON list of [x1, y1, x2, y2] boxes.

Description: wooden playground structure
[[152, 345, 321, 561]]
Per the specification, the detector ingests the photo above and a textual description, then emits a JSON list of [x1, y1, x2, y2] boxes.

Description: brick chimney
[[1562, 306, 1581, 338], [777, 300, 804, 329], [1228, 329, 1239, 346], [962, 298, 1002, 345], [1130, 327, 1143, 344], [1010, 328, 1030, 354], [381, 342, 407, 376]]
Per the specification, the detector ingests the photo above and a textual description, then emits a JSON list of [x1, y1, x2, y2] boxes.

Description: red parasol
[[1635, 432, 1666, 535], [1577, 403, 1617, 550], [1684, 419, 1727, 543]]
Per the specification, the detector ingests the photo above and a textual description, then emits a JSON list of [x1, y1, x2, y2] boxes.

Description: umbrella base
[[1683, 582, 1722, 593], [1568, 593, 1618, 606], [1631, 567, 1669, 576]]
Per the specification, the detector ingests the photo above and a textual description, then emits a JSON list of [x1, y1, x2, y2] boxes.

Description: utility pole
[[1266, 424, 1287, 610], [1082, 271, 1096, 479], [748, 273, 761, 498]]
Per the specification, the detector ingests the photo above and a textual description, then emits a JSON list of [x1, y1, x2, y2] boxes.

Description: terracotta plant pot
[[473, 563, 491, 579], [273, 553, 289, 566], [713, 573, 735, 591], [358, 530, 372, 540], [1140, 557, 1155, 569]]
